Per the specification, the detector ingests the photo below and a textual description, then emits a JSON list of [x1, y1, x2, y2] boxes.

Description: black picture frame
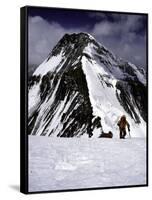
[[20, 5, 148, 194]]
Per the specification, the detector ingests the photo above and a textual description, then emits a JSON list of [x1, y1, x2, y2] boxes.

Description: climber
[[117, 115, 130, 139]]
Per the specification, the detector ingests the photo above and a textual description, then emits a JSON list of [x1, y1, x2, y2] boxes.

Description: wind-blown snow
[[29, 136, 147, 192]]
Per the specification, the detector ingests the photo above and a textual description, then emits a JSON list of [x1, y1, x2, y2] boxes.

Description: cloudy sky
[[28, 7, 147, 69]]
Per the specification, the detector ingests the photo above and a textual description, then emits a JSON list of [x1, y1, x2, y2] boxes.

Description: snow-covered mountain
[[28, 32, 147, 138]]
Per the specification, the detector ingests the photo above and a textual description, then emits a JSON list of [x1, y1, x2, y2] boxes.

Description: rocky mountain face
[[28, 33, 147, 137]]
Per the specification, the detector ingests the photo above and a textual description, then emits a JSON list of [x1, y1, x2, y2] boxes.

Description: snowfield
[[28, 136, 147, 192]]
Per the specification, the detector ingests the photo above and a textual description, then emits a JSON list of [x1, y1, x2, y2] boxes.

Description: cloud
[[28, 14, 147, 69], [90, 14, 146, 67], [29, 16, 66, 66], [28, 16, 88, 66], [88, 12, 108, 20], [93, 22, 113, 36]]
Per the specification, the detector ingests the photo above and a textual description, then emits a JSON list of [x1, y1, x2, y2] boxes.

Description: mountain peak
[[60, 32, 95, 43], [34, 32, 146, 86], [51, 32, 95, 57]]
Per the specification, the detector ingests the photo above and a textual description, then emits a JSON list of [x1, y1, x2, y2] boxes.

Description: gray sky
[[28, 8, 147, 69]]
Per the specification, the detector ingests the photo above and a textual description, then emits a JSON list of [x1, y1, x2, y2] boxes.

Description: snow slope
[[28, 136, 147, 192], [81, 45, 146, 137]]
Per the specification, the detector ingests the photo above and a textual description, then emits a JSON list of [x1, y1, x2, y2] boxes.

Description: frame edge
[[20, 6, 28, 194]]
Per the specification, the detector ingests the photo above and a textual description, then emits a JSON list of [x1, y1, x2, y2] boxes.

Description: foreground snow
[[28, 136, 146, 192]]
